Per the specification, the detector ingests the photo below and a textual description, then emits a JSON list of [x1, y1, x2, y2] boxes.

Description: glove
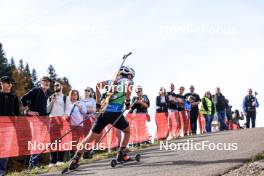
[[96, 103, 101, 111]]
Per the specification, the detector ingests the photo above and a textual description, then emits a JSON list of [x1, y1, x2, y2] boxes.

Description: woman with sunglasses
[[78, 87, 97, 159]]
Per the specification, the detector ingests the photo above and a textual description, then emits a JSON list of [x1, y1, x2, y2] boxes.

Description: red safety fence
[[228, 122, 240, 130], [0, 112, 238, 158], [126, 113, 151, 143], [155, 113, 169, 140], [0, 114, 151, 158], [198, 114, 206, 134], [165, 111, 192, 139]]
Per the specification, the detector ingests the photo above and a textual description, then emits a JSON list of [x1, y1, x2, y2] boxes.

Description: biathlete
[[69, 66, 135, 169]]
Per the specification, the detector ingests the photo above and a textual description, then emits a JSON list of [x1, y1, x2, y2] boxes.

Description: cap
[[41, 76, 51, 82], [0, 76, 15, 84]]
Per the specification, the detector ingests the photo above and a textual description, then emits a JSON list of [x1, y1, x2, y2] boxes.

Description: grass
[[7, 142, 155, 176], [6, 136, 190, 176], [250, 151, 264, 162]]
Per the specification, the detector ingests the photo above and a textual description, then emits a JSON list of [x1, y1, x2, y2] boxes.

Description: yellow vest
[[199, 97, 214, 115]]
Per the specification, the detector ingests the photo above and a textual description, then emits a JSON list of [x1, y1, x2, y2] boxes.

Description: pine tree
[[24, 63, 34, 90], [47, 65, 57, 94], [10, 57, 16, 70], [31, 69, 38, 87], [0, 43, 8, 77], [18, 59, 24, 70]]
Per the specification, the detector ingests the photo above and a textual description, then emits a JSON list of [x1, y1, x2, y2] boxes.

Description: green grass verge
[[7, 143, 155, 176], [250, 151, 264, 162]]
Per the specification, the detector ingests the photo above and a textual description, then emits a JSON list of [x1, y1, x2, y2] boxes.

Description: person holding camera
[[242, 88, 259, 128]]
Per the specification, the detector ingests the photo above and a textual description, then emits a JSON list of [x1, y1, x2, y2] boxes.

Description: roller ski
[[110, 150, 141, 168], [61, 153, 81, 174]]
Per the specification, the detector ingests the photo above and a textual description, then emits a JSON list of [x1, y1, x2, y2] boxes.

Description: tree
[[47, 65, 57, 94], [31, 69, 38, 87], [10, 57, 16, 70], [62, 77, 72, 95], [18, 59, 24, 70], [11, 69, 28, 97], [24, 63, 34, 90], [0, 43, 8, 77]]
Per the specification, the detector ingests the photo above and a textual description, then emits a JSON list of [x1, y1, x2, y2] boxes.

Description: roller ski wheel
[[110, 154, 141, 168]]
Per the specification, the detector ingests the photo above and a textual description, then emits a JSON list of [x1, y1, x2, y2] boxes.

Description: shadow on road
[[137, 158, 249, 167]]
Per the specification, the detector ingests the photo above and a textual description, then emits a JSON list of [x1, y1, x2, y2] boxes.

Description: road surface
[[44, 128, 264, 176]]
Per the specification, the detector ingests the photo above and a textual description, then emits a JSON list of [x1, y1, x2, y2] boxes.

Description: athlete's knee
[[122, 126, 130, 135]]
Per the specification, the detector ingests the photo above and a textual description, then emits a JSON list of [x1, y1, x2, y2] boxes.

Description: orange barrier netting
[[126, 113, 151, 143], [0, 113, 236, 158], [167, 111, 192, 138], [228, 122, 240, 130], [0, 114, 151, 158], [198, 114, 206, 134], [155, 113, 169, 140]]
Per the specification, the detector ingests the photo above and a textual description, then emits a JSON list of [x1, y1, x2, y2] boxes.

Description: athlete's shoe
[[116, 150, 130, 162], [69, 152, 82, 170]]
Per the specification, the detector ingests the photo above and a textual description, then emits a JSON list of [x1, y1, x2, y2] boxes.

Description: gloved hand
[[96, 103, 101, 111], [125, 99, 131, 110]]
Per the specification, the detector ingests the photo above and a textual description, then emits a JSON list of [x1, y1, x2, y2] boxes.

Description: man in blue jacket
[[243, 88, 259, 128]]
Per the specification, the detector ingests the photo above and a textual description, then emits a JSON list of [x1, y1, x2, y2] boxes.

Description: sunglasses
[[85, 90, 91, 92], [54, 84, 60, 87]]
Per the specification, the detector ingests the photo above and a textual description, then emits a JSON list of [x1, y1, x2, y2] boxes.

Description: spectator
[[130, 86, 150, 114], [68, 90, 84, 158], [68, 90, 83, 126], [199, 91, 215, 133], [230, 110, 244, 129], [79, 87, 96, 159], [79, 87, 96, 121], [21, 76, 51, 168], [167, 83, 177, 112], [185, 85, 201, 135], [156, 87, 169, 113], [176, 86, 190, 136], [226, 99, 232, 122], [175, 86, 186, 111], [47, 79, 71, 167], [130, 86, 150, 145], [0, 76, 20, 175], [167, 83, 178, 140], [212, 87, 228, 131], [242, 88, 259, 128]]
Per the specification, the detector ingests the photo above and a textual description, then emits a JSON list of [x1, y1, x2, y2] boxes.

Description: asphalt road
[[44, 128, 264, 176]]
